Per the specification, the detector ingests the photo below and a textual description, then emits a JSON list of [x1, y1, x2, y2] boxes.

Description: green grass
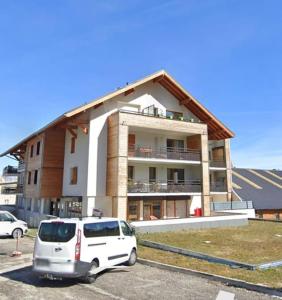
[[138, 246, 282, 288], [137, 221, 282, 288], [138, 221, 282, 264], [27, 228, 38, 237]]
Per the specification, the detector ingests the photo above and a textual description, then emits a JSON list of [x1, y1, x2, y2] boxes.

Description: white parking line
[[216, 290, 235, 300], [81, 283, 127, 300]]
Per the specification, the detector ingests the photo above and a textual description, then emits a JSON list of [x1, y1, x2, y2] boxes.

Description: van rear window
[[84, 221, 120, 238], [39, 222, 76, 242]]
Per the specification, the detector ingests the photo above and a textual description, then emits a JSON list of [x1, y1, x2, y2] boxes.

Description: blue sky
[[0, 0, 282, 171]]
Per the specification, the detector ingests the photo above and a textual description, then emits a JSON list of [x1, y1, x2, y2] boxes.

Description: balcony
[[128, 145, 201, 162], [210, 181, 227, 192], [209, 160, 226, 168], [128, 180, 202, 194]]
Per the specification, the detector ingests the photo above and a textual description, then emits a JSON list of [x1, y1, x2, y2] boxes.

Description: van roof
[[40, 217, 120, 224]]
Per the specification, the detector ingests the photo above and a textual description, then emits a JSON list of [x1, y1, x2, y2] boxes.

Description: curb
[[137, 258, 282, 298], [139, 239, 282, 270], [25, 234, 36, 239]]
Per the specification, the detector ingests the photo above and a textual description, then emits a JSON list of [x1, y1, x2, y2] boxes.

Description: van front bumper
[[33, 259, 91, 278]]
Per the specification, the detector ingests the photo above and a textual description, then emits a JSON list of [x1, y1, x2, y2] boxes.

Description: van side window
[[120, 221, 132, 236], [84, 221, 120, 238]]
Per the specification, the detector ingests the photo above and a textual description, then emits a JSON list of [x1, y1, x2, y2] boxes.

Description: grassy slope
[[138, 221, 282, 264]]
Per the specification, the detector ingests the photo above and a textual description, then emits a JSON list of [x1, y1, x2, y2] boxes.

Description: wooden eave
[[1, 70, 234, 157]]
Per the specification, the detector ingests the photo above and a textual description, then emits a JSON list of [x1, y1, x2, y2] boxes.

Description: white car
[[0, 210, 28, 238], [33, 217, 137, 283]]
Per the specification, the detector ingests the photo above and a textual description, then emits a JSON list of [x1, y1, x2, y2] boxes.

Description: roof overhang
[[1, 70, 234, 159]]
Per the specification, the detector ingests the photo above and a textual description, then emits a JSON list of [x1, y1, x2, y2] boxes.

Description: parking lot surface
[[0, 237, 275, 300]]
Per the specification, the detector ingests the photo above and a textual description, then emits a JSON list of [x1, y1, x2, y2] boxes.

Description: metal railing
[[128, 180, 202, 193], [210, 181, 227, 192], [211, 201, 253, 211], [119, 109, 202, 124], [128, 145, 201, 161], [209, 160, 226, 168]]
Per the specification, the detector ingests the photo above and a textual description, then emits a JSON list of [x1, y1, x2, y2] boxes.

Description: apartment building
[[0, 165, 18, 205], [0, 71, 234, 225]]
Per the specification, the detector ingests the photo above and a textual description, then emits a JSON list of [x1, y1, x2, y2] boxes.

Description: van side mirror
[[131, 227, 136, 236]]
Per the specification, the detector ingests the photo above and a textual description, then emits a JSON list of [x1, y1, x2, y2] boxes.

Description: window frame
[[36, 141, 41, 155], [34, 170, 38, 185], [30, 145, 34, 158], [70, 167, 78, 185], [71, 136, 76, 154]]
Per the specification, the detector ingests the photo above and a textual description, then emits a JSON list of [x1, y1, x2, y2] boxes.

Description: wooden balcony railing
[[128, 145, 201, 161], [128, 180, 202, 193]]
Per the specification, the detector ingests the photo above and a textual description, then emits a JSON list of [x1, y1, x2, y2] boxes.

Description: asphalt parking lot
[[0, 237, 275, 300]]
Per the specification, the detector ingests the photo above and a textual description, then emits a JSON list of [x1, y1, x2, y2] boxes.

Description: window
[[166, 111, 183, 120], [39, 222, 76, 242], [71, 137, 76, 154], [36, 141, 41, 155], [149, 167, 156, 183], [128, 166, 134, 181], [167, 139, 184, 150], [84, 221, 120, 238], [70, 167, 78, 185], [128, 201, 139, 221], [120, 221, 133, 236], [30, 145, 34, 158], [167, 168, 185, 183], [0, 212, 15, 222], [34, 170, 38, 185], [28, 171, 32, 184]]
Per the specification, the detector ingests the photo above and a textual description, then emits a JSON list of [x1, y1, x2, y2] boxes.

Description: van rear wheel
[[81, 260, 98, 284], [126, 249, 137, 266]]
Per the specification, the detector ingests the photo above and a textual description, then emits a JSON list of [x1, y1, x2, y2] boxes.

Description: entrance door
[[143, 204, 151, 220]]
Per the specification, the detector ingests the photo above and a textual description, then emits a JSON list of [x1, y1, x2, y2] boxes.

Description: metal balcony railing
[[210, 181, 227, 192], [211, 201, 253, 211], [128, 180, 202, 193], [209, 160, 226, 168], [119, 109, 202, 124], [128, 145, 201, 161]]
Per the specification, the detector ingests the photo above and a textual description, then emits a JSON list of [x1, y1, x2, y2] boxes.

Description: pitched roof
[[1, 70, 234, 158], [232, 168, 282, 210]]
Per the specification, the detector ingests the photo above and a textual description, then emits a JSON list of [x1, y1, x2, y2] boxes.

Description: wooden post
[[201, 134, 210, 216]]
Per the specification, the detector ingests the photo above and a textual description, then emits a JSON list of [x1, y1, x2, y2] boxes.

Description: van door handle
[[118, 237, 125, 240], [55, 247, 62, 252]]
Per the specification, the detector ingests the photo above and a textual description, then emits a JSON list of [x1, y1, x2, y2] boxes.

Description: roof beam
[[124, 88, 135, 96], [67, 128, 78, 139]]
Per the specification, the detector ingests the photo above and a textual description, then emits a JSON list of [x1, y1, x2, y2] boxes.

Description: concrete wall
[[132, 214, 249, 233]]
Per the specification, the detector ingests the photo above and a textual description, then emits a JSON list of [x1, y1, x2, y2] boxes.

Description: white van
[[33, 217, 137, 283], [0, 210, 28, 238]]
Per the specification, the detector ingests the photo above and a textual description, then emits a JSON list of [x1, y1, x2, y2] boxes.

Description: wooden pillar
[[224, 139, 232, 201], [201, 134, 210, 216], [163, 199, 167, 219], [139, 199, 144, 221], [107, 113, 129, 219]]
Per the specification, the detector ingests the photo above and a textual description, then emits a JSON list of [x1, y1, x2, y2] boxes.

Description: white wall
[[62, 128, 89, 196], [63, 81, 205, 216], [128, 163, 202, 182]]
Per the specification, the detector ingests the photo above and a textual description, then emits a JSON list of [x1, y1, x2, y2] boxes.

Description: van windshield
[[39, 222, 76, 242]]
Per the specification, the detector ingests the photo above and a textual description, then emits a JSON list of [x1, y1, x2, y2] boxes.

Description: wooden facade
[[24, 127, 65, 199]]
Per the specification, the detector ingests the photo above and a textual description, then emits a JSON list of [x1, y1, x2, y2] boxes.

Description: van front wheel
[[81, 261, 98, 284], [126, 249, 137, 266]]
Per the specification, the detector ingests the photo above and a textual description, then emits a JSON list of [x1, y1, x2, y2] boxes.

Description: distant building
[[232, 168, 282, 220], [0, 165, 18, 205]]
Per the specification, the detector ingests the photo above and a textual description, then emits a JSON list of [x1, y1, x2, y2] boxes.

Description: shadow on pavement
[[0, 266, 78, 288]]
